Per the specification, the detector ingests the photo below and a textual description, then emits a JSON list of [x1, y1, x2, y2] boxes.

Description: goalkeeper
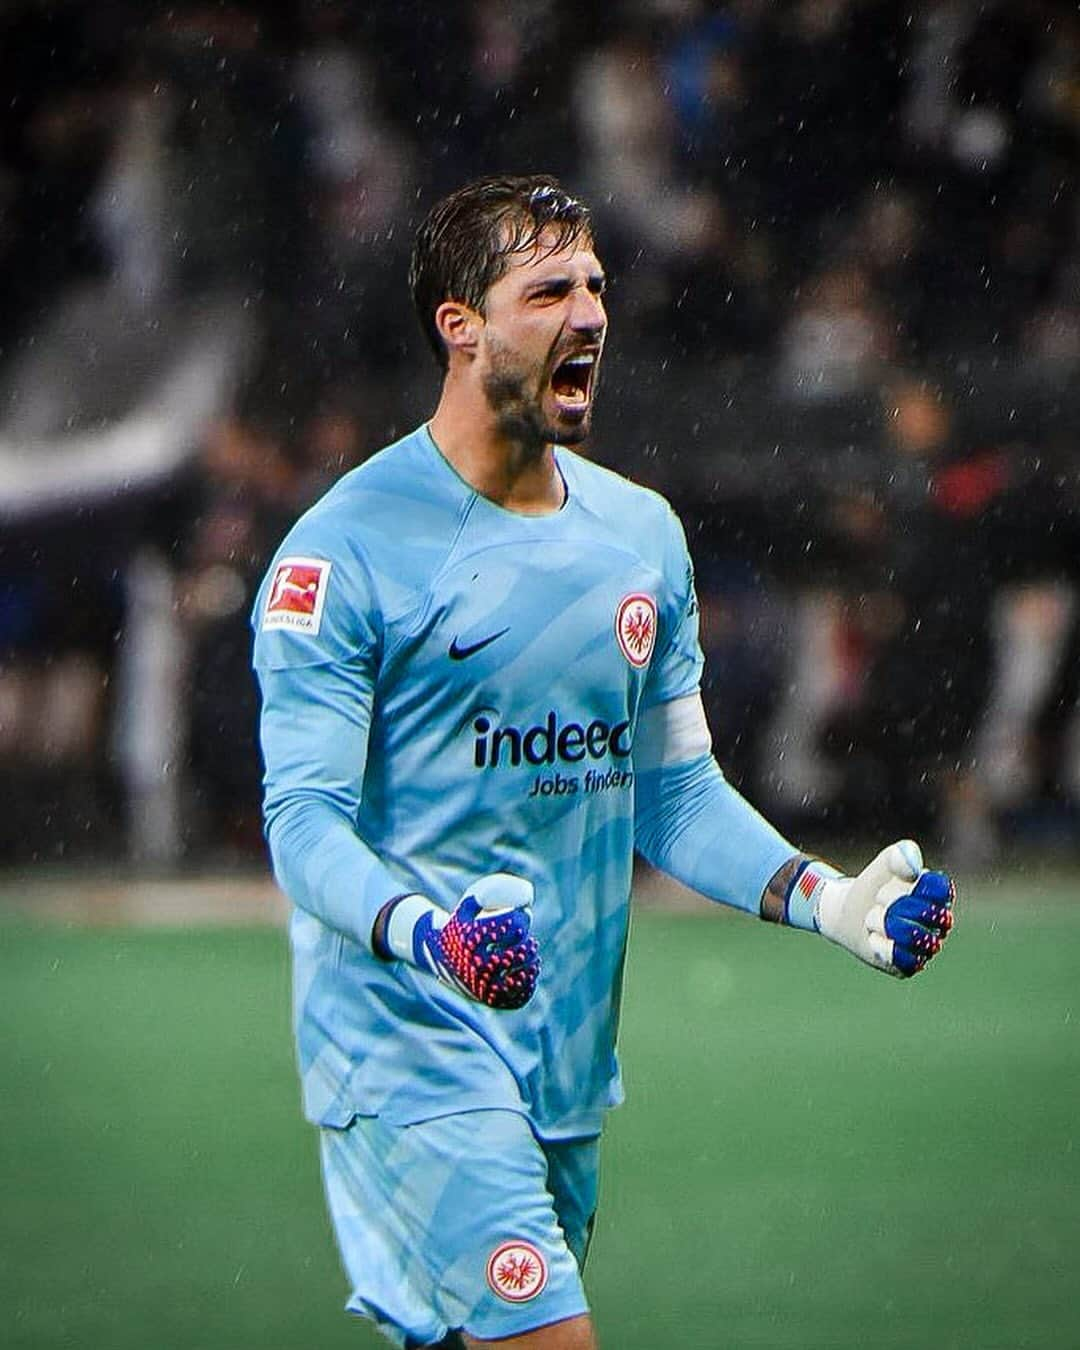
[[252, 175, 954, 1350]]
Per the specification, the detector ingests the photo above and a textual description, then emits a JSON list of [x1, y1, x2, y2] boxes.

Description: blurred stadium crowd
[[2, 0, 1080, 871]]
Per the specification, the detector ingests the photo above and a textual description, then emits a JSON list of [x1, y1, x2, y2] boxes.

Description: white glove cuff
[[384, 893, 441, 964], [784, 859, 843, 932]]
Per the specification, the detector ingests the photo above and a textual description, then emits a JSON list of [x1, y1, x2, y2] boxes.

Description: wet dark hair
[[409, 174, 593, 370]]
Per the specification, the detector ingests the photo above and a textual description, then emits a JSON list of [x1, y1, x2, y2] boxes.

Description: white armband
[[635, 693, 712, 772]]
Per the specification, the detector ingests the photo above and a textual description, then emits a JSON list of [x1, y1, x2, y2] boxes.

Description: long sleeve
[[633, 506, 799, 912], [635, 743, 798, 914], [257, 658, 408, 951], [252, 532, 410, 952]]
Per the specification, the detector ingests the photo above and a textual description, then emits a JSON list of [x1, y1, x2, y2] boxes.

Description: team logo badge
[[615, 592, 657, 668], [262, 557, 331, 635], [486, 1240, 549, 1303]]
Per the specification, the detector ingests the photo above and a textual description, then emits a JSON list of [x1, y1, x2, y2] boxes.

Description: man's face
[[475, 229, 607, 450]]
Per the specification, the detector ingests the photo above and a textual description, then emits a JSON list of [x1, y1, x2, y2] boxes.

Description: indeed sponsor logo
[[472, 711, 633, 769]]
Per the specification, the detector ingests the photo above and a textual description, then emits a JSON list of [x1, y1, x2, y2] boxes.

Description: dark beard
[[482, 344, 592, 453], [483, 368, 556, 457]]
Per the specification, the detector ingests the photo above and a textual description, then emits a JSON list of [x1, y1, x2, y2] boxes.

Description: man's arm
[[634, 694, 954, 976], [257, 657, 418, 951], [257, 658, 540, 1007], [634, 506, 953, 974], [633, 692, 800, 914]]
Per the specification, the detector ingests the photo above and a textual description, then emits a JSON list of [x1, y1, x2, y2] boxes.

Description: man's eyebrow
[[525, 274, 573, 293], [525, 271, 607, 292]]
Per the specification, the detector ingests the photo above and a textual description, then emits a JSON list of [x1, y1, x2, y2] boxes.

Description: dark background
[[3, 0, 1080, 874]]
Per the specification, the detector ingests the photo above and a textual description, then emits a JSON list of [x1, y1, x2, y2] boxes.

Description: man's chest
[[376, 536, 665, 734]]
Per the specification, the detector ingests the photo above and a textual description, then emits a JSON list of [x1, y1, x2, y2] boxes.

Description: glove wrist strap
[[783, 859, 842, 932], [384, 893, 441, 965]]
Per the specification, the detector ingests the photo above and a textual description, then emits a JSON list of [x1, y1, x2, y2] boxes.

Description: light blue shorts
[[319, 1108, 599, 1347]]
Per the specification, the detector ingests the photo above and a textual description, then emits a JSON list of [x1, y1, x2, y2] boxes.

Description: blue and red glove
[[784, 840, 955, 977], [379, 874, 540, 1009]]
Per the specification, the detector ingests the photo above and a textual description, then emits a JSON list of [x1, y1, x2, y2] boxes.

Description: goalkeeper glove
[[784, 839, 954, 977], [377, 873, 540, 1009]]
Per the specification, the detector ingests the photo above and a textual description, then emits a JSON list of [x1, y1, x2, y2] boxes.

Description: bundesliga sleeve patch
[[262, 557, 332, 635], [615, 592, 657, 668], [486, 1240, 549, 1303]]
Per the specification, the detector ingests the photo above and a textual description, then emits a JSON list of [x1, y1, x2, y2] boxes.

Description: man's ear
[[434, 300, 481, 358]]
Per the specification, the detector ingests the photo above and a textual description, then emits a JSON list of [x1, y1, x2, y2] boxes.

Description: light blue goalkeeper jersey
[[253, 424, 793, 1139]]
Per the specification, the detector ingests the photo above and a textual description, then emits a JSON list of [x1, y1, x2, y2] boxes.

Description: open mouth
[[550, 352, 597, 412]]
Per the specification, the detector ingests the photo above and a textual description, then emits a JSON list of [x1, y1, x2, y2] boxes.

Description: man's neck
[[428, 387, 566, 515]]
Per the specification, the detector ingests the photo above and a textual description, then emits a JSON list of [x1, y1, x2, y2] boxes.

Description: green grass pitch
[[1, 874, 1077, 1349]]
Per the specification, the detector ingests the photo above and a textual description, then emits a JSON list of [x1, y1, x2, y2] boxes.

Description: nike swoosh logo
[[448, 628, 510, 661]]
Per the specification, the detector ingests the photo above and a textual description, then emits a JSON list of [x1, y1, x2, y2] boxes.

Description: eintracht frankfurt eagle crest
[[615, 592, 657, 668], [486, 1240, 549, 1303]]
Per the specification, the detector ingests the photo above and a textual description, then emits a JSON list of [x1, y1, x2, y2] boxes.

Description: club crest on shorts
[[486, 1240, 548, 1303], [615, 592, 657, 668], [262, 557, 331, 635]]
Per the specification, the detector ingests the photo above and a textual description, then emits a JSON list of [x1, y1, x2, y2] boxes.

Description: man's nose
[[569, 288, 606, 336]]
